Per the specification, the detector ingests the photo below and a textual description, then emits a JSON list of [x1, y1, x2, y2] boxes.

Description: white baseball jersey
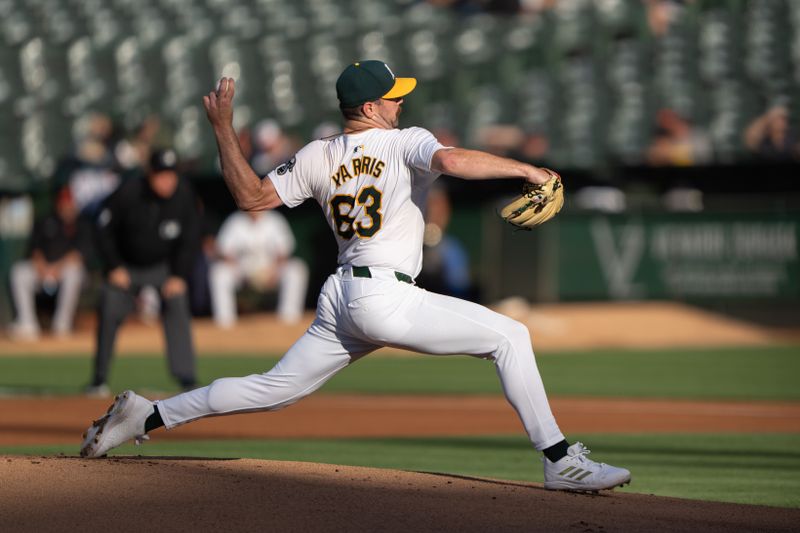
[[267, 127, 445, 278], [215, 211, 295, 274]]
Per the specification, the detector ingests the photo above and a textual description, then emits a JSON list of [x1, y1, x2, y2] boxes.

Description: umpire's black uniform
[[90, 150, 199, 390]]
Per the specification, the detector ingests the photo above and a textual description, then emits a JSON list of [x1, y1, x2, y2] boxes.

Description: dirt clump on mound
[[2, 456, 797, 532]]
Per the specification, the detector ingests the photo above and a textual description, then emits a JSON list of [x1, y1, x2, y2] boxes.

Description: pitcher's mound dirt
[[2, 456, 797, 532]]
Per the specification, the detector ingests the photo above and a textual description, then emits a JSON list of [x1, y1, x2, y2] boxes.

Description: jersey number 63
[[329, 186, 383, 239]]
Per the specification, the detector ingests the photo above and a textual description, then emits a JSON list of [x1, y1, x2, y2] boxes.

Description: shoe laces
[[571, 442, 604, 468], [571, 442, 593, 462]]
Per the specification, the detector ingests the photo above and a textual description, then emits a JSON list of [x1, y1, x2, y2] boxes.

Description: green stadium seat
[[606, 37, 650, 164], [745, 0, 793, 102], [708, 80, 756, 162], [2, 0, 799, 188], [1, 7, 33, 47]]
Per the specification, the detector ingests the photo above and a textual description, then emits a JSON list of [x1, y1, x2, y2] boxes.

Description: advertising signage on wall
[[557, 213, 799, 300]]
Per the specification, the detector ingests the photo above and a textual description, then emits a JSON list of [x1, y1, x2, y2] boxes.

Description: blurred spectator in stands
[[432, 125, 460, 149], [476, 124, 525, 157], [88, 149, 199, 396], [426, 0, 478, 14], [519, 0, 557, 14], [416, 186, 471, 299], [250, 119, 296, 175], [743, 105, 800, 161], [511, 130, 551, 166], [313, 121, 341, 140], [114, 114, 165, 174], [484, 0, 521, 14], [646, 0, 687, 37], [646, 108, 713, 166], [7, 186, 90, 340], [209, 210, 308, 328], [428, 0, 521, 14], [54, 112, 121, 217]]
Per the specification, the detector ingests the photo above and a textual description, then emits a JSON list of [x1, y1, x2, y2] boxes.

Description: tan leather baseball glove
[[499, 169, 564, 229]]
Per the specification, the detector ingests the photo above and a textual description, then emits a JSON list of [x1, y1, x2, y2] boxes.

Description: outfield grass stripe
[[0, 344, 798, 400]]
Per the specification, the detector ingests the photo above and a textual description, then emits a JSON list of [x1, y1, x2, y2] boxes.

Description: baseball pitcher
[[80, 60, 630, 492]]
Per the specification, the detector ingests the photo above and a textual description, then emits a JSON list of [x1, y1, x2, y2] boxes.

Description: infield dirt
[[2, 394, 799, 445], [0, 301, 793, 356], [3, 456, 798, 532]]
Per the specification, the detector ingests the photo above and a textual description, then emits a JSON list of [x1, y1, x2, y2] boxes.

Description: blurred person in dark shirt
[[87, 149, 199, 396], [54, 112, 121, 218], [8, 187, 91, 340]]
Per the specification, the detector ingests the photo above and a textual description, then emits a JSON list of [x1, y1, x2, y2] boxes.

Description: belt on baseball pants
[[351, 265, 414, 284]]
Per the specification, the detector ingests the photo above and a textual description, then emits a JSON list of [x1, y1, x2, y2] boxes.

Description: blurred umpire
[[87, 149, 199, 396]]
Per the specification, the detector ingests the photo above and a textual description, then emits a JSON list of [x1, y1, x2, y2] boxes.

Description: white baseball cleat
[[543, 442, 631, 492], [80, 390, 153, 458]]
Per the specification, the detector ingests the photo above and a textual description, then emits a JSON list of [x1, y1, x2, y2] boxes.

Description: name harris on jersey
[[331, 148, 386, 188]]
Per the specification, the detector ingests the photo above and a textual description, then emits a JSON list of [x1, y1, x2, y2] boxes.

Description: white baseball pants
[[10, 260, 84, 334], [209, 258, 309, 326], [158, 265, 564, 450]]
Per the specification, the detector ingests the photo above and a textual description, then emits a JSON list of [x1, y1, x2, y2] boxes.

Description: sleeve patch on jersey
[[276, 155, 297, 175]]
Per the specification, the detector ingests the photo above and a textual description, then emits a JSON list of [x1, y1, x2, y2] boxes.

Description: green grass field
[[1, 344, 799, 400], [1, 344, 798, 508]]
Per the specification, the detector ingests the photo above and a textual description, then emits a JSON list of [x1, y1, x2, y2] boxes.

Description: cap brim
[[382, 77, 417, 99]]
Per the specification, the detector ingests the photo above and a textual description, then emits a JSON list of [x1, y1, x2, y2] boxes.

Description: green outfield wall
[[485, 210, 800, 302], [556, 212, 799, 300]]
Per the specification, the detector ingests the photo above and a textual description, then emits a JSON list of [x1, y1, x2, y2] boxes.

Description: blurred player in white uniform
[[80, 61, 631, 493], [210, 209, 308, 326]]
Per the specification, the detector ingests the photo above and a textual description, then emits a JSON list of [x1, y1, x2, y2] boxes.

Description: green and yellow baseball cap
[[336, 60, 417, 108]]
